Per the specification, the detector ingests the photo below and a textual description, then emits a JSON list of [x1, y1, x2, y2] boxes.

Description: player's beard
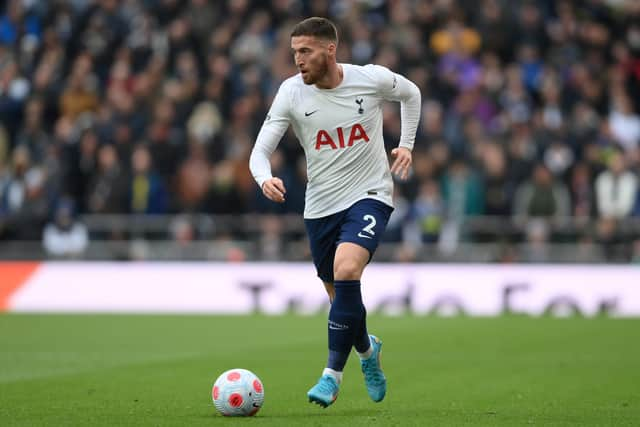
[[302, 54, 329, 85]]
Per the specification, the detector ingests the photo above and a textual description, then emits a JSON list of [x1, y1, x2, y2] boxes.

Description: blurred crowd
[[1, 0, 640, 260]]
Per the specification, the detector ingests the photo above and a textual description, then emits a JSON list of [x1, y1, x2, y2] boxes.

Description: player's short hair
[[291, 17, 338, 44]]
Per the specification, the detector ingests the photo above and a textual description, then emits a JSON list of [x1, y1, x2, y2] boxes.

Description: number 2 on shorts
[[359, 214, 376, 237]]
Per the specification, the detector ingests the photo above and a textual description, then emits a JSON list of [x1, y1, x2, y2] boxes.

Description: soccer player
[[249, 17, 421, 408]]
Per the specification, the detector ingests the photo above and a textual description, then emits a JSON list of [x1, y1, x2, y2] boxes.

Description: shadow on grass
[[195, 406, 420, 424]]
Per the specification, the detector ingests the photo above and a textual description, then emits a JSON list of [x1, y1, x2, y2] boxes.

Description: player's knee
[[333, 258, 363, 280]]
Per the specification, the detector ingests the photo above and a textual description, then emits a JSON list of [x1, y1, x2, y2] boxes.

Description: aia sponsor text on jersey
[[315, 124, 370, 150]]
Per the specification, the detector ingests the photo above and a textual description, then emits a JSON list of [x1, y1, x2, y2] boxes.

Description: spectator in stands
[[382, 191, 411, 244], [14, 97, 51, 164], [145, 95, 185, 182], [42, 197, 88, 258], [430, 14, 481, 58], [595, 149, 638, 219], [129, 144, 167, 214], [608, 93, 640, 153], [513, 163, 571, 219], [0, 0, 40, 46], [543, 141, 574, 179], [175, 141, 212, 212], [569, 162, 596, 218], [86, 143, 129, 214], [412, 179, 444, 243], [481, 142, 513, 216], [0, 56, 30, 140], [202, 159, 248, 214], [441, 157, 484, 220], [59, 53, 99, 120], [64, 128, 99, 213], [0, 145, 48, 240]]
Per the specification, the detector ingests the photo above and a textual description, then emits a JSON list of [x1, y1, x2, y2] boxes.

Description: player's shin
[[326, 280, 365, 379], [354, 306, 373, 359]]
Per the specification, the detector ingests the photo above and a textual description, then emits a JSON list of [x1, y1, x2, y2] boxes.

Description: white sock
[[357, 346, 373, 360], [322, 368, 343, 384]]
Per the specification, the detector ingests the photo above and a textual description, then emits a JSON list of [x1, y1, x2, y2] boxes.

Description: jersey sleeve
[[249, 84, 292, 188], [369, 64, 422, 151]]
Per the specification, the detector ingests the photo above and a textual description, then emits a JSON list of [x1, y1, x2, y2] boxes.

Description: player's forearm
[[397, 78, 421, 151], [249, 129, 280, 188]]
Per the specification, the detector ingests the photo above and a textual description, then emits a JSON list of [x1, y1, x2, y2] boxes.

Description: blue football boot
[[361, 334, 386, 402], [307, 374, 339, 408]]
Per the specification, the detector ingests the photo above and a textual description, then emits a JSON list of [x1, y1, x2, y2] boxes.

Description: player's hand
[[390, 147, 412, 180], [262, 177, 286, 203]]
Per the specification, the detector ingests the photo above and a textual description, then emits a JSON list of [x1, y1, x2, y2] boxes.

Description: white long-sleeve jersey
[[249, 63, 421, 219]]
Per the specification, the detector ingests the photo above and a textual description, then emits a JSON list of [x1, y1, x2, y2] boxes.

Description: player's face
[[291, 36, 332, 85]]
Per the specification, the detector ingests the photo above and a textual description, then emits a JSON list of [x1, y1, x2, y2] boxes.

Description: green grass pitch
[[1, 314, 639, 426]]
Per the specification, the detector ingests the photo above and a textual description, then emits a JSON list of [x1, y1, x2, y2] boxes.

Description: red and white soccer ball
[[212, 368, 264, 416]]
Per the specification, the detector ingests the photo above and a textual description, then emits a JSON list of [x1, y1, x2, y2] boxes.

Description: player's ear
[[326, 41, 336, 56]]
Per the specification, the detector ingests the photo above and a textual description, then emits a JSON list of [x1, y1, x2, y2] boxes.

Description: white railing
[[1, 214, 638, 262]]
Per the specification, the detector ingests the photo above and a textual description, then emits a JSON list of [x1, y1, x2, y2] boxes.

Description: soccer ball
[[211, 368, 264, 416]]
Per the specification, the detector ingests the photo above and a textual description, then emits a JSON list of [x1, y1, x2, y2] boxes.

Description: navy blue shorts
[[304, 198, 393, 283]]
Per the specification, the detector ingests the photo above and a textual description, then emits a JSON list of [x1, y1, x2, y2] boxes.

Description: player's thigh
[[304, 213, 343, 283], [334, 199, 393, 280], [337, 198, 393, 258]]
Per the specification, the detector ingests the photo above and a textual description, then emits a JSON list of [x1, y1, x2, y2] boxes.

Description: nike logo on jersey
[[304, 110, 318, 117], [357, 232, 373, 239]]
